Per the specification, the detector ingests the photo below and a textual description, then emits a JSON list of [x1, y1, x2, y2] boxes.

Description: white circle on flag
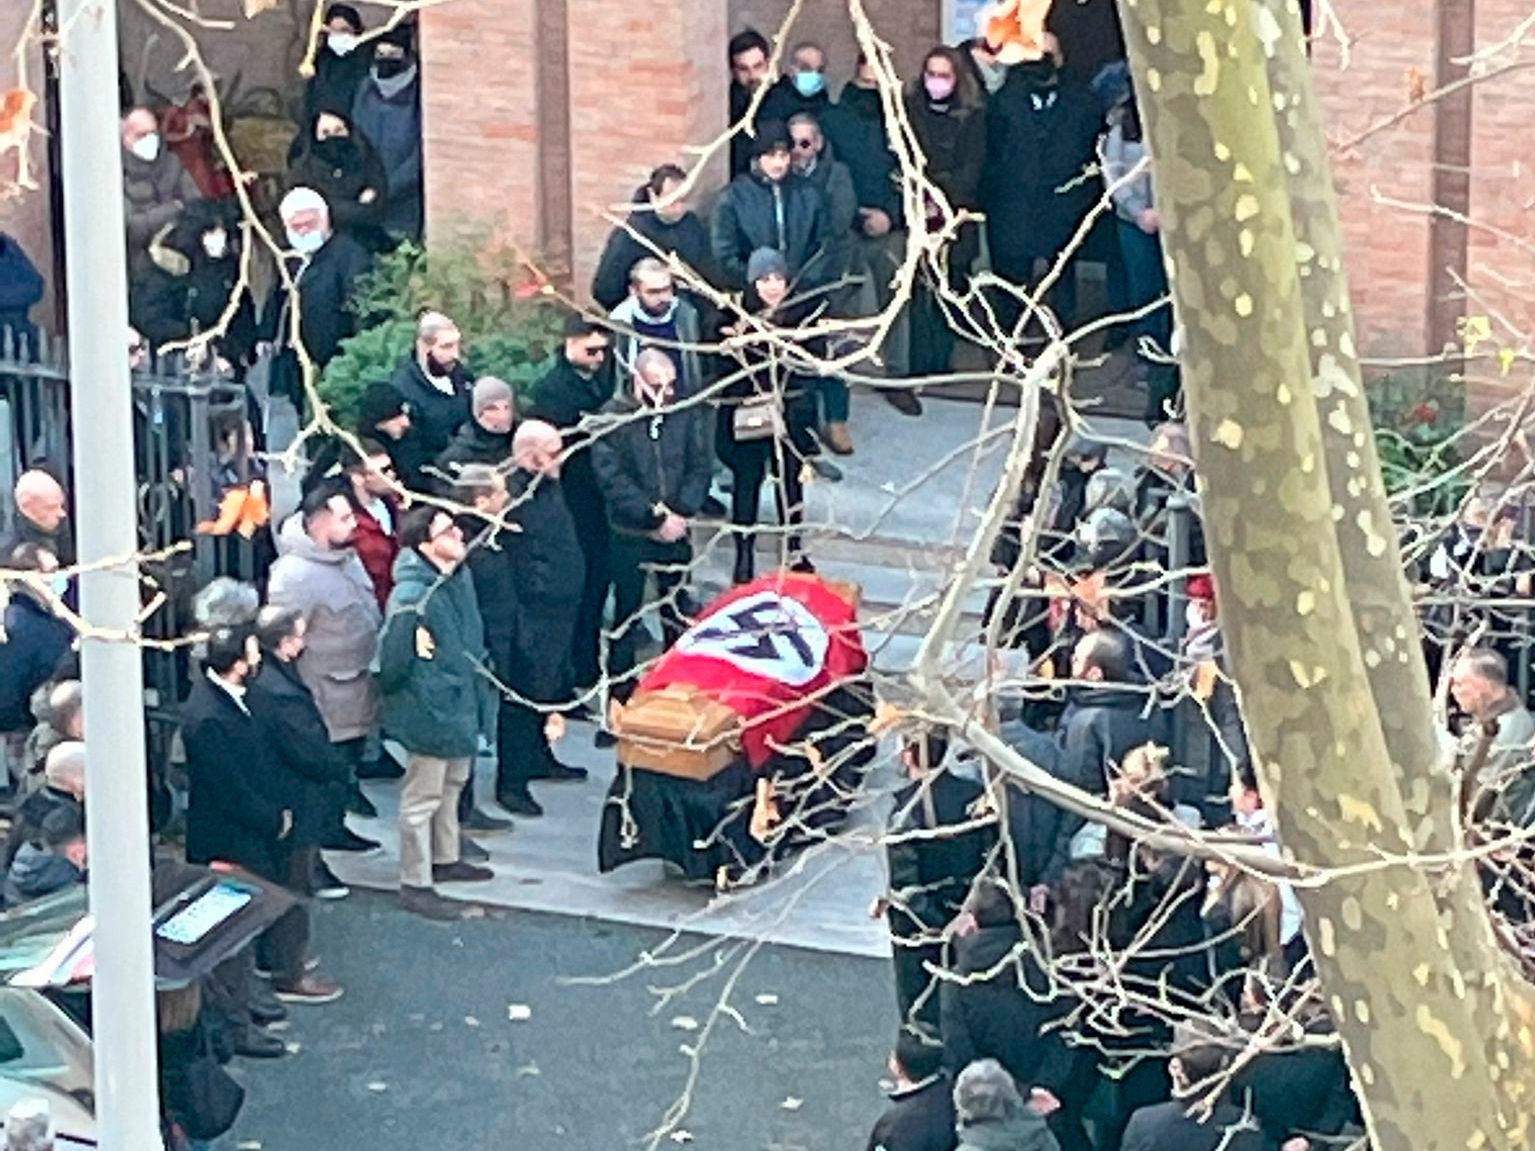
[[673, 591, 830, 687]]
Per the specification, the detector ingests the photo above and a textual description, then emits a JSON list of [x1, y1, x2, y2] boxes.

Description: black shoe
[[434, 861, 494, 884], [809, 457, 843, 482], [701, 494, 727, 518], [400, 885, 469, 921], [312, 861, 350, 901], [346, 790, 379, 819], [790, 556, 817, 575], [356, 756, 405, 781], [235, 1027, 287, 1059], [733, 543, 755, 585], [497, 790, 544, 817], [676, 589, 703, 619], [463, 807, 514, 833], [248, 995, 287, 1027], [322, 828, 380, 853], [594, 729, 619, 750], [459, 835, 490, 863], [532, 759, 587, 783], [882, 388, 923, 416]]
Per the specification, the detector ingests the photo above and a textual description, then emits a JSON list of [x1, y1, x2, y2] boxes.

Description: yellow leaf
[[1499, 347, 1517, 376], [243, 0, 282, 15]]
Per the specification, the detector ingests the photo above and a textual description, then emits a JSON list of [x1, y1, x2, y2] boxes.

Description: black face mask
[[374, 54, 412, 79], [1012, 60, 1058, 93], [313, 135, 352, 161]]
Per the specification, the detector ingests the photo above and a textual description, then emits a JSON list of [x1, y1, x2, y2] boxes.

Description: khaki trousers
[[398, 753, 472, 889]]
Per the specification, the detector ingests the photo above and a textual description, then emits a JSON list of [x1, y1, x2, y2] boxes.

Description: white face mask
[[202, 230, 229, 260], [128, 133, 161, 163], [286, 227, 325, 255], [327, 31, 360, 56]]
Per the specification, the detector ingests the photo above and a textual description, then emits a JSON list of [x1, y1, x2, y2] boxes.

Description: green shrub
[[318, 239, 565, 423], [1368, 371, 1467, 514]]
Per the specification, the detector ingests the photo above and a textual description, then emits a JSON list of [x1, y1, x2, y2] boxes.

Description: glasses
[[583, 343, 608, 357], [791, 138, 817, 151], [429, 521, 463, 541]]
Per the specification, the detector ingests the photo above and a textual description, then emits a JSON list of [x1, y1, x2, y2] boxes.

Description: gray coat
[[122, 148, 200, 275], [267, 514, 383, 742]]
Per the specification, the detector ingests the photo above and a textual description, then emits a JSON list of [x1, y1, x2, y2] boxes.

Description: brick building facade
[[1, 0, 1531, 372]]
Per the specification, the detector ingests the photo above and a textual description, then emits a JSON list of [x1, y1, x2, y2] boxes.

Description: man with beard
[[267, 483, 383, 842], [727, 28, 775, 178], [389, 310, 474, 465], [527, 316, 614, 707], [609, 257, 705, 398], [494, 424, 587, 816]]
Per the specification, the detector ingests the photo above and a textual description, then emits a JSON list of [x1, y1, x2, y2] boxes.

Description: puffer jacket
[[266, 513, 382, 741], [374, 548, 493, 759], [710, 169, 831, 291]]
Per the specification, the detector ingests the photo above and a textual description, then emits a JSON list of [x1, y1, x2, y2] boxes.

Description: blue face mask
[[793, 70, 825, 98]]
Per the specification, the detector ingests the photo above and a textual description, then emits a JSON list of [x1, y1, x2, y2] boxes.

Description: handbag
[[732, 395, 784, 442], [179, 1022, 247, 1140]]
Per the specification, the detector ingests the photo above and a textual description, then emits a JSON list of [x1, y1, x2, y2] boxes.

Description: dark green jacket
[[373, 548, 493, 759]]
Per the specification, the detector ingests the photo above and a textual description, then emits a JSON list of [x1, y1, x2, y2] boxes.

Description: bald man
[[491, 420, 589, 814], [5, 471, 73, 567]]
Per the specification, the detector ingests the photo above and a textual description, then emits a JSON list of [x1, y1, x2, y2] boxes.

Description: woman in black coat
[[905, 46, 988, 378], [591, 164, 718, 311], [715, 248, 821, 584], [287, 108, 389, 251]]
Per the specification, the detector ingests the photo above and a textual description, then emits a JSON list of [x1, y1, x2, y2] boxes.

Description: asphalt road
[[227, 891, 895, 1151]]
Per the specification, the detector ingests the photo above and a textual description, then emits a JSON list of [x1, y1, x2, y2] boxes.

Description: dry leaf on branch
[[243, 0, 282, 16], [507, 1003, 533, 1022]]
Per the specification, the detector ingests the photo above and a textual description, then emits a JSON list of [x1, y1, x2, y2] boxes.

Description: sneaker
[[497, 790, 544, 818], [322, 828, 380, 853], [462, 807, 514, 833], [400, 884, 469, 921], [882, 388, 923, 416], [273, 976, 344, 1005], [346, 790, 379, 819], [823, 421, 854, 455], [460, 835, 490, 863], [313, 862, 350, 901], [809, 457, 843, 482], [532, 759, 588, 783], [433, 860, 494, 884]]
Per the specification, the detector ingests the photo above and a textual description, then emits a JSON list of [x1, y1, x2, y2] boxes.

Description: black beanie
[[357, 381, 408, 430]]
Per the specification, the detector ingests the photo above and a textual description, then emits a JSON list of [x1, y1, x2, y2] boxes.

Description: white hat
[[279, 186, 329, 221], [5, 1098, 53, 1151]]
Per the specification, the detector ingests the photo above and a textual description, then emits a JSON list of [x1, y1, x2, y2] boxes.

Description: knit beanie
[[357, 381, 408, 430], [472, 376, 514, 418], [746, 247, 789, 285]]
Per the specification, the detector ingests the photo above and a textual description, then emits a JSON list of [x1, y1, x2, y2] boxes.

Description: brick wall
[[0, 2, 54, 332]]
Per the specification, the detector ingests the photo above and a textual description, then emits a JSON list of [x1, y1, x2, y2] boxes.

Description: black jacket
[[592, 187, 717, 311], [758, 76, 830, 131], [0, 593, 73, 733], [248, 654, 355, 845], [1044, 685, 1168, 882], [591, 394, 712, 536], [527, 358, 615, 547], [301, 45, 372, 129], [824, 85, 903, 223], [885, 770, 994, 939], [1233, 1022, 1359, 1147], [1, 787, 81, 875], [982, 77, 1104, 264], [287, 131, 389, 250], [865, 1075, 957, 1151], [906, 93, 987, 210], [267, 232, 373, 403], [390, 355, 474, 460], [433, 418, 513, 492], [464, 525, 519, 678], [940, 923, 1080, 1093], [1121, 1100, 1267, 1151], [180, 675, 291, 880], [508, 470, 585, 697], [0, 232, 43, 354], [710, 169, 831, 291]]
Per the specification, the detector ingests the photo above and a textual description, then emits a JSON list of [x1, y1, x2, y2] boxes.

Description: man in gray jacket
[[120, 107, 200, 284], [267, 483, 383, 841]]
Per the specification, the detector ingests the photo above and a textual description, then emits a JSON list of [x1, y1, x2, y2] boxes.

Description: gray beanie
[[745, 247, 789, 286], [471, 376, 514, 418]]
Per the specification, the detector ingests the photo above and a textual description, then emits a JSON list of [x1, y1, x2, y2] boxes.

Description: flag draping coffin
[[616, 573, 868, 780]]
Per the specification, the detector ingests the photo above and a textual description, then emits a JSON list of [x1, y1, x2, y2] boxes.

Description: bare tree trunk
[[1117, 0, 1535, 1145]]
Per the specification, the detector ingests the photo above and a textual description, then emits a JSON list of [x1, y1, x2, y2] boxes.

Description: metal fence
[[0, 333, 257, 771]]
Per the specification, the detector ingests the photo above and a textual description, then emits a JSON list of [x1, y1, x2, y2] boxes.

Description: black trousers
[[570, 532, 612, 694], [606, 532, 691, 704], [727, 435, 807, 558], [496, 695, 551, 799], [254, 848, 312, 985]]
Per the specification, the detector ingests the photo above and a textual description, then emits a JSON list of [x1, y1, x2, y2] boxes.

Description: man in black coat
[[268, 187, 373, 405], [356, 381, 431, 490], [479, 423, 588, 816], [0, 542, 74, 785], [0, 230, 44, 356], [865, 1033, 956, 1151], [432, 375, 514, 492], [711, 121, 832, 292], [249, 605, 361, 900], [590, 350, 712, 707], [728, 28, 775, 178], [882, 728, 995, 1033], [526, 315, 615, 699], [181, 612, 341, 1003], [389, 310, 474, 466], [1121, 1030, 1267, 1151], [981, 55, 1103, 330], [2, 741, 84, 875]]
